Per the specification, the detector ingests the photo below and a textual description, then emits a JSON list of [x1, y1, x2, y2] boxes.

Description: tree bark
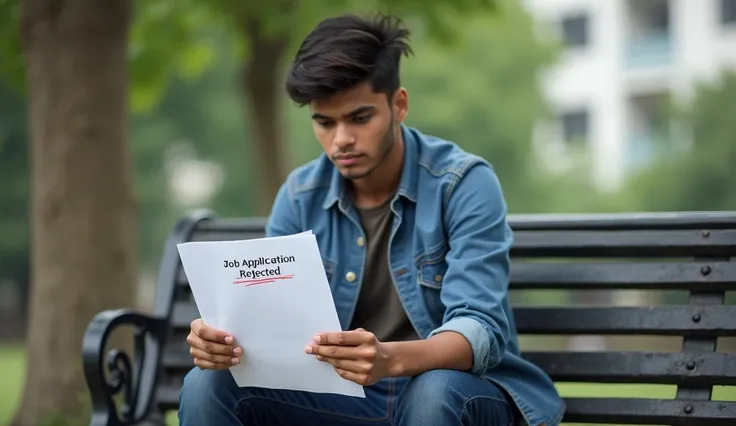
[[241, 19, 291, 215], [13, 1, 136, 425]]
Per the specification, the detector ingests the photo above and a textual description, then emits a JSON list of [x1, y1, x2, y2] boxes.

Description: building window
[[561, 14, 589, 48], [649, 1, 670, 32], [627, 0, 670, 39], [722, 0, 736, 25], [625, 92, 671, 170], [625, 0, 672, 67], [561, 110, 589, 145]]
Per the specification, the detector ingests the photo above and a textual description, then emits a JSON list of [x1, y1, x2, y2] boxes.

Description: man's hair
[[284, 13, 413, 106]]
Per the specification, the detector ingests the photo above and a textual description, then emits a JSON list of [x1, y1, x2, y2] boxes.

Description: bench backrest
[[154, 210, 736, 425]]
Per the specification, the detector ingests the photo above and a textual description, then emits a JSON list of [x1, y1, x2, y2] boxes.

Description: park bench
[[82, 209, 736, 426]]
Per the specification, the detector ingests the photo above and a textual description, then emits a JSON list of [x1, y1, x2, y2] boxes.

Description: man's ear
[[393, 87, 409, 123]]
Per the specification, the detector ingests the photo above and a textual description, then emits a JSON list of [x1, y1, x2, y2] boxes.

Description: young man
[[179, 13, 564, 426]]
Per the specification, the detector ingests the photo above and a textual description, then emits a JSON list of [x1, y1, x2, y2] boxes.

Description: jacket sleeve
[[427, 163, 513, 374]]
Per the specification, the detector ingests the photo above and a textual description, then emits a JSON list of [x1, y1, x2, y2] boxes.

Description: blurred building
[[523, 0, 736, 191]]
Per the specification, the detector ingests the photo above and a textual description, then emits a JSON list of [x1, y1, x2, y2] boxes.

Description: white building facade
[[523, 0, 736, 191]]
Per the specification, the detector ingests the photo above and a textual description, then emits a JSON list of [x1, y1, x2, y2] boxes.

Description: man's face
[[309, 81, 407, 180]]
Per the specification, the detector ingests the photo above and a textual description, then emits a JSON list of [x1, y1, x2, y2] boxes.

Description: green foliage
[[0, 0, 24, 91], [126, 0, 502, 115], [623, 70, 736, 212], [0, 81, 29, 294], [133, 29, 258, 225], [395, 0, 560, 213], [129, 0, 219, 113], [370, 0, 497, 46], [0, 0, 505, 121]]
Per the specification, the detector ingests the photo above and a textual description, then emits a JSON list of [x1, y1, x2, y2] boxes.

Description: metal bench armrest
[[82, 308, 168, 426]]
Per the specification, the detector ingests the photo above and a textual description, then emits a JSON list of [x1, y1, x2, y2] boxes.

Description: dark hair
[[284, 13, 413, 106]]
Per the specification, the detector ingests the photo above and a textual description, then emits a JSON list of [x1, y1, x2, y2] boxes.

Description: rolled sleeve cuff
[[428, 317, 497, 375]]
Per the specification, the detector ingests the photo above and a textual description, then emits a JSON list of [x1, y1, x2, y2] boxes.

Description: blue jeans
[[178, 367, 516, 426]]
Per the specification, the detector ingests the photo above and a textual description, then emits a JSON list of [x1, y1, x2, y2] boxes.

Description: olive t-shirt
[[349, 199, 420, 342]]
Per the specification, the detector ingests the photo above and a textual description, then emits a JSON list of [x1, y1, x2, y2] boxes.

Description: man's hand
[[187, 318, 242, 370], [305, 328, 391, 386]]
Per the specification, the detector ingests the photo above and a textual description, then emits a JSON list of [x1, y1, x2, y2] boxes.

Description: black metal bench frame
[[82, 209, 736, 425]]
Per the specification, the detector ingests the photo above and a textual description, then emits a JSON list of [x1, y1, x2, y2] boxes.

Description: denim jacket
[[265, 124, 565, 426]]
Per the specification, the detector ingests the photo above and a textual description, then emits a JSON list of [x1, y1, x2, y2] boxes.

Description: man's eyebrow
[[311, 106, 376, 120], [346, 106, 376, 116], [311, 112, 330, 120]]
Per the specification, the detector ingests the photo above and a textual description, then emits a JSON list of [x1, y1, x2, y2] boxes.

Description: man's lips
[[335, 154, 363, 165]]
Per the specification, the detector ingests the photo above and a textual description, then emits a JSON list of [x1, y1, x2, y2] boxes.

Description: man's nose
[[333, 124, 356, 149]]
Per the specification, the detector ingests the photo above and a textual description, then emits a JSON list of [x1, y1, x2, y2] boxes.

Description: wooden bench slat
[[523, 352, 736, 385], [161, 348, 195, 372], [157, 385, 182, 411], [196, 212, 736, 233], [170, 302, 736, 336], [158, 349, 736, 387], [189, 231, 267, 242], [510, 261, 736, 291], [171, 301, 199, 329], [192, 217, 268, 233], [506, 211, 736, 231], [562, 397, 736, 425], [175, 260, 736, 291], [511, 229, 736, 257], [189, 219, 736, 258], [514, 306, 736, 335]]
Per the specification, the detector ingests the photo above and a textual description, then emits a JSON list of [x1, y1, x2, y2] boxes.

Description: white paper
[[176, 231, 365, 398]]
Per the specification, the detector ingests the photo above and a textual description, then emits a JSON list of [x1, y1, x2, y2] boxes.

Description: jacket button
[[356, 237, 365, 247], [346, 271, 356, 282], [434, 274, 443, 282]]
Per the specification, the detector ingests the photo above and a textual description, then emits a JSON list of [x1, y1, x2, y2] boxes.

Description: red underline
[[233, 275, 295, 286]]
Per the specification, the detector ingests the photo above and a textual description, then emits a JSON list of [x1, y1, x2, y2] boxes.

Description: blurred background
[[0, 0, 735, 425]]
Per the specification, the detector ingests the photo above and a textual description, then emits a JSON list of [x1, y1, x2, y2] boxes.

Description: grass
[[1, 345, 734, 426], [0, 344, 25, 425]]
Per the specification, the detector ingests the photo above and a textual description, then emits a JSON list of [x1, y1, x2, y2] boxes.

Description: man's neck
[[350, 135, 405, 209]]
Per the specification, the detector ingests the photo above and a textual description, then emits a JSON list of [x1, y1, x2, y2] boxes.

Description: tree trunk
[[241, 19, 291, 215], [13, 1, 136, 425]]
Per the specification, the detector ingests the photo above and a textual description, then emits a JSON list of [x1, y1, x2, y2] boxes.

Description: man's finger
[[190, 347, 240, 366], [306, 343, 361, 359], [196, 323, 234, 344], [315, 355, 371, 374], [188, 334, 240, 356], [193, 357, 231, 371], [313, 330, 369, 346], [333, 367, 370, 386]]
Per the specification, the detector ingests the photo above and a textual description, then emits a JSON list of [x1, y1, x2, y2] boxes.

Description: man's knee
[[179, 367, 239, 422], [395, 369, 512, 426], [181, 367, 234, 401], [398, 369, 467, 409]]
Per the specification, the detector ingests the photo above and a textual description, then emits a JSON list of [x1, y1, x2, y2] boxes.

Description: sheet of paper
[[177, 231, 366, 398]]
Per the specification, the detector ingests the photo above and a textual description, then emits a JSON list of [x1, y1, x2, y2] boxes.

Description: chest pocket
[[416, 243, 449, 289], [418, 258, 448, 289]]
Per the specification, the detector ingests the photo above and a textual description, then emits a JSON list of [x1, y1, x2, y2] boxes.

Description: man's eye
[[353, 115, 371, 123], [317, 121, 334, 128]]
